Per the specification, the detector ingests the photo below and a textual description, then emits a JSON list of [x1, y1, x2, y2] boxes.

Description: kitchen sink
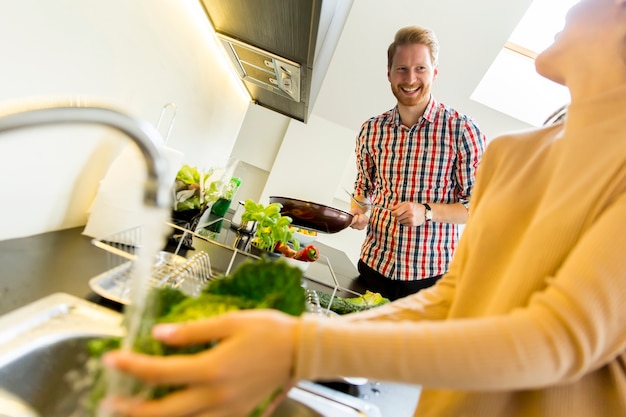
[[0, 293, 381, 417]]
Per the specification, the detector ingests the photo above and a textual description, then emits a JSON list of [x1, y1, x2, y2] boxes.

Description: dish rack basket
[[90, 225, 214, 304]]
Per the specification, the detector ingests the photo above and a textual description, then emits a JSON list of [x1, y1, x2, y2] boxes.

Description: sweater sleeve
[[293, 191, 626, 390], [338, 269, 457, 323]]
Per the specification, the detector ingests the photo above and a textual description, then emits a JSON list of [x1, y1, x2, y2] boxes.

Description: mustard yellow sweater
[[294, 84, 626, 416]]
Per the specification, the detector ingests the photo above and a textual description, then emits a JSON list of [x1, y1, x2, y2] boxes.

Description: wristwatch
[[423, 203, 433, 222]]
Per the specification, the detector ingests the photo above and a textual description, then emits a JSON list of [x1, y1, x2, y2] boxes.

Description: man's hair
[[387, 26, 440, 69]]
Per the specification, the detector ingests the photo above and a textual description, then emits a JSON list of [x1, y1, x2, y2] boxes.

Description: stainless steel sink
[[0, 293, 381, 417]]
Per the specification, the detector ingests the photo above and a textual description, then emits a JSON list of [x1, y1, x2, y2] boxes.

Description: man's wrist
[[423, 203, 433, 222]]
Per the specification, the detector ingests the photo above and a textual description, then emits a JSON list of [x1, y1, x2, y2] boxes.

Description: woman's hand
[[99, 309, 299, 417]]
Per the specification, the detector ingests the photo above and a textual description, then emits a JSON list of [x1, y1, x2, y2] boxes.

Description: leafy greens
[[86, 256, 306, 416]]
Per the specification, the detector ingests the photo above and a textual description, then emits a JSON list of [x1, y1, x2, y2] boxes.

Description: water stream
[[97, 206, 171, 417]]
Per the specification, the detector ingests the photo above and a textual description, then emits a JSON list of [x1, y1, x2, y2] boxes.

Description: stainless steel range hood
[[199, 0, 352, 123], [217, 34, 303, 103]]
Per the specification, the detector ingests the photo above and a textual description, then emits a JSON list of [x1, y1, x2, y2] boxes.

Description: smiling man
[[349, 26, 487, 300]]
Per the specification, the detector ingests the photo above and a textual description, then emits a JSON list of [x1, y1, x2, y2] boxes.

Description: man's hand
[[390, 202, 429, 226], [349, 194, 372, 230], [390, 202, 469, 226], [350, 212, 370, 230]]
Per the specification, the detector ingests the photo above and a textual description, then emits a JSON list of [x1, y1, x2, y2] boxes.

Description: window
[[471, 0, 579, 126]]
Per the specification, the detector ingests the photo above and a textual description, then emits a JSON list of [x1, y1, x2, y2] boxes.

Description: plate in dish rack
[[88, 251, 205, 304]]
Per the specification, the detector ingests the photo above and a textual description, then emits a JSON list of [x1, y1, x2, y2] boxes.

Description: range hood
[[217, 33, 303, 103], [198, 0, 352, 123]]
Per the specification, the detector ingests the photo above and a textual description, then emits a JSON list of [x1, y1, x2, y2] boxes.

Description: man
[[349, 25, 486, 300]]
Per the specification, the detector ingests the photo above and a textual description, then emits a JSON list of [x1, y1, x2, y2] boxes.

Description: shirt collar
[[391, 95, 438, 127], [422, 95, 438, 123]]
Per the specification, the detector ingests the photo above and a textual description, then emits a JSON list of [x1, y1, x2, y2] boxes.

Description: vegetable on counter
[[86, 257, 307, 417], [275, 241, 297, 258], [294, 245, 319, 262], [316, 290, 390, 315]]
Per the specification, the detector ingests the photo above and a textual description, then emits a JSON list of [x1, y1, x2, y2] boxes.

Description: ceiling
[[311, 0, 538, 140]]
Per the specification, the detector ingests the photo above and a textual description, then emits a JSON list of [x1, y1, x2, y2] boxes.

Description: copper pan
[[269, 196, 354, 234]]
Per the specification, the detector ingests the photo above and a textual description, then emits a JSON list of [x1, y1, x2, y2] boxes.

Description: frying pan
[[269, 196, 354, 234]]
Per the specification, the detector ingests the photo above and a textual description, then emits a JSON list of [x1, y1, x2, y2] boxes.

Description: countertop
[[0, 226, 115, 316], [0, 225, 420, 416]]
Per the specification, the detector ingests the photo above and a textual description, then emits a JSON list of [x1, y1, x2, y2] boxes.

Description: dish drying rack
[[90, 216, 362, 316], [89, 225, 215, 305], [167, 219, 362, 317]]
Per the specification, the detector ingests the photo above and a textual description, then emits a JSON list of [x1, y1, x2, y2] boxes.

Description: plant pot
[[248, 244, 281, 259], [168, 208, 206, 251]]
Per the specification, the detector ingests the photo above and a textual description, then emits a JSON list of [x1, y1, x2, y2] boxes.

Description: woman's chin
[[534, 49, 566, 87]]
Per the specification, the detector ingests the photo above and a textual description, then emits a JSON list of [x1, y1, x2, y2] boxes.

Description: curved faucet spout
[[0, 103, 171, 208]]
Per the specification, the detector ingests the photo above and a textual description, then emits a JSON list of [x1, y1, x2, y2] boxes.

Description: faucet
[[0, 102, 175, 417], [0, 102, 172, 208]]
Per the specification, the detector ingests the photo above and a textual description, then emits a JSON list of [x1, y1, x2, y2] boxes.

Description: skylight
[[471, 0, 579, 127]]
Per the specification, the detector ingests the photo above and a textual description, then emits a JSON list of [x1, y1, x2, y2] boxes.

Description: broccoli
[[316, 290, 390, 315], [86, 256, 307, 416]]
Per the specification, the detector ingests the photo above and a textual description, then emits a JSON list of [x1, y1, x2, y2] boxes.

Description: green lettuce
[[87, 257, 306, 416]]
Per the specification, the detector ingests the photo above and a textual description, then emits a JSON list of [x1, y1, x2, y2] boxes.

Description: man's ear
[[433, 65, 439, 81]]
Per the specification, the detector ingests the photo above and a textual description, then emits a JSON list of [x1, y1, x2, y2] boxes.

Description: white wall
[[0, 0, 249, 240], [262, 115, 354, 205], [255, 113, 365, 266]]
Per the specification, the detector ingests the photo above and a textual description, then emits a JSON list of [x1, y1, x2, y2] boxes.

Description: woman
[[100, 0, 626, 416]]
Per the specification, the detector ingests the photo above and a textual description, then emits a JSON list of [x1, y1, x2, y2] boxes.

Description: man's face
[[388, 43, 438, 107]]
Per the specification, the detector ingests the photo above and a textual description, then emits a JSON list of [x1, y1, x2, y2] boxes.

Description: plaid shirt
[[355, 96, 486, 281]]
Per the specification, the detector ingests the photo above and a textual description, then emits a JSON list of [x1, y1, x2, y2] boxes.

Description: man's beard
[[391, 83, 430, 107]]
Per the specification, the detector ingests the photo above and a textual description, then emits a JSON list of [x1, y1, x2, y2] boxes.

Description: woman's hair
[[387, 26, 440, 68]]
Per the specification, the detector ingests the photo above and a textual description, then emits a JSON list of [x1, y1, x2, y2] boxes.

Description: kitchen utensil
[[155, 102, 177, 144], [90, 225, 215, 304], [342, 187, 388, 211], [88, 250, 213, 304], [269, 196, 354, 234]]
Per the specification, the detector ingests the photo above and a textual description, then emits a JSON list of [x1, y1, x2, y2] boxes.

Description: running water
[[97, 206, 171, 417]]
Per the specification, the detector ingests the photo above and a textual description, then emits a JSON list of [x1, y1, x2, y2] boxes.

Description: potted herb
[[173, 164, 232, 215], [240, 199, 299, 253], [169, 162, 237, 250]]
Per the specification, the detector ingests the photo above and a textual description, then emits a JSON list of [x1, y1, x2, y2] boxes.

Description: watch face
[[424, 204, 433, 221]]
